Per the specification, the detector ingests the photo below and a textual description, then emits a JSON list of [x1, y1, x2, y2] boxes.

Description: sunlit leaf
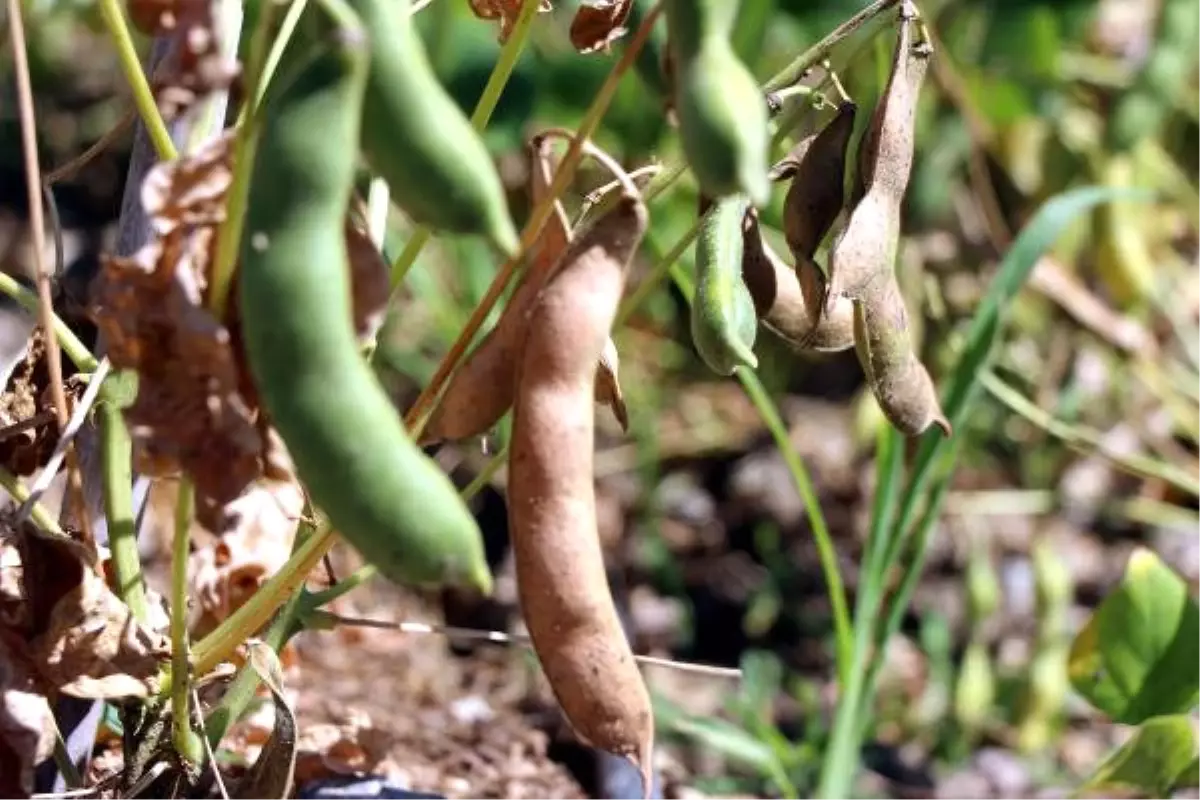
[[1068, 548, 1200, 724], [1077, 715, 1199, 798]]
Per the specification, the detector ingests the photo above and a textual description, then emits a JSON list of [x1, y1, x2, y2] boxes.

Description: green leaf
[[1068, 548, 1200, 723], [1076, 715, 1199, 798], [669, 715, 795, 797], [1180, 757, 1200, 788]]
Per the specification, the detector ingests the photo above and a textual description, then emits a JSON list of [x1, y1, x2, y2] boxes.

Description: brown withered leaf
[[12, 525, 168, 700], [342, 218, 390, 344], [570, 1, 633, 54], [0, 638, 55, 799], [135, 0, 239, 121], [0, 330, 83, 477], [469, 0, 552, 43], [91, 132, 265, 534]]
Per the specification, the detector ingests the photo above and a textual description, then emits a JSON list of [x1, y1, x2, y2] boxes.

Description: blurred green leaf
[[1068, 547, 1200, 724], [1076, 715, 1199, 798], [670, 715, 796, 797]]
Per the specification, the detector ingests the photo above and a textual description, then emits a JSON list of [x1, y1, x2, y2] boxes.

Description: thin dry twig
[[8, 0, 92, 542], [15, 359, 113, 524], [323, 613, 744, 680], [44, 109, 137, 185]]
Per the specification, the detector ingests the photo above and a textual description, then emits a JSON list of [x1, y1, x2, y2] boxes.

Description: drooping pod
[[740, 209, 855, 352], [420, 135, 630, 444], [770, 101, 858, 313], [507, 191, 654, 794], [691, 194, 759, 374], [338, 0, 519, 255], [851, 276, 950, 437], [827, 4, 931, 306], [238, 19, 491, 592], [665, 0, 770, 205]]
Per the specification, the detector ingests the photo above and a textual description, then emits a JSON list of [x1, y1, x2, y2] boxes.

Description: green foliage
[[1068, 547, 1200, 725], [1077, 715, 1200, 798]]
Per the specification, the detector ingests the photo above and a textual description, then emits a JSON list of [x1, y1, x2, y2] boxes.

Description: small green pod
[[691, 194, 759, 374], [338, 0, 519, 256], [666, 0, 770, 205], [239, 21, 492, 593]]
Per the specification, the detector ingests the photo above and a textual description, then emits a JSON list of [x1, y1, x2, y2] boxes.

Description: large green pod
[[341, 0, 519, 256], [665, 0, 770, 205], [239, 22, 493, 594]]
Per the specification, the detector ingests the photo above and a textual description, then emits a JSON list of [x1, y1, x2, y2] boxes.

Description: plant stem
[[401, 3, 663, 437], [763, 0, 901, 92], [208, 0, 281, 318], [0, 273, 98, 373], [203, 592, 300, 747], [662, 255, 850, 685], [100, 399, 149, 622], [188, 521, 334, 679], [0, 464, 68, 538], [170, 480, 196, 757], [816, 426, 904, 797], [385, 0, 544, 291], [97, 0, 178, 161]]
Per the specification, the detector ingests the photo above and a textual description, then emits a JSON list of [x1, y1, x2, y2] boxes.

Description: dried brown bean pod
[[851, 274, 950, 437], [507, 191, 653, 792], [772, 101, 857, 269], [740, 209, 854, 352], [828, 4, 931, 307], [420, 134, 627, 443]]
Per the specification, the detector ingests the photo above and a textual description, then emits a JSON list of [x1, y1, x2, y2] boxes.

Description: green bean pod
[[666, 0, 770, 205], [337, 0, 519, 255], [691, 194, 759, 374], [238, 21, 492, 593]]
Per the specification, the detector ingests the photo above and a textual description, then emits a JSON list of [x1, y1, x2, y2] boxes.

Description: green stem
[[0, 463, 69, 538], [203, 592, 301, 747], [385, 0, 543, 291], [170, 480, 196, 758], [763, 0, 901, 92], [300, 563, 378, 608], [0, 273, 98, 373], [816, 426, 903, 797], [97, 0, 178, 161], [737, 369, 852, 682], [251, 0, 311, 115], [187, 520, 335, 679], [208, 0, 281, 317], [460, 447, 508, 501], [983, 371, 1200, 496], [854, 439, 962, 737], [99, 398, 148, 622], [663, 255, 851, 685]]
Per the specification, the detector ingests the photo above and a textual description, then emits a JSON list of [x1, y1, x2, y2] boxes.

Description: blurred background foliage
[[0, 0, 1197, 797]]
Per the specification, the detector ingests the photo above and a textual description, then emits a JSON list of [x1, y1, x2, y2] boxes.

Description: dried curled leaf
[[570, 1, 633, 54], [469, 0, 552, 42], [92, 132, 265, 532], [0, 331, 83, 477], [13, 526, 168, 700], [0, 636, 56, 799]]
